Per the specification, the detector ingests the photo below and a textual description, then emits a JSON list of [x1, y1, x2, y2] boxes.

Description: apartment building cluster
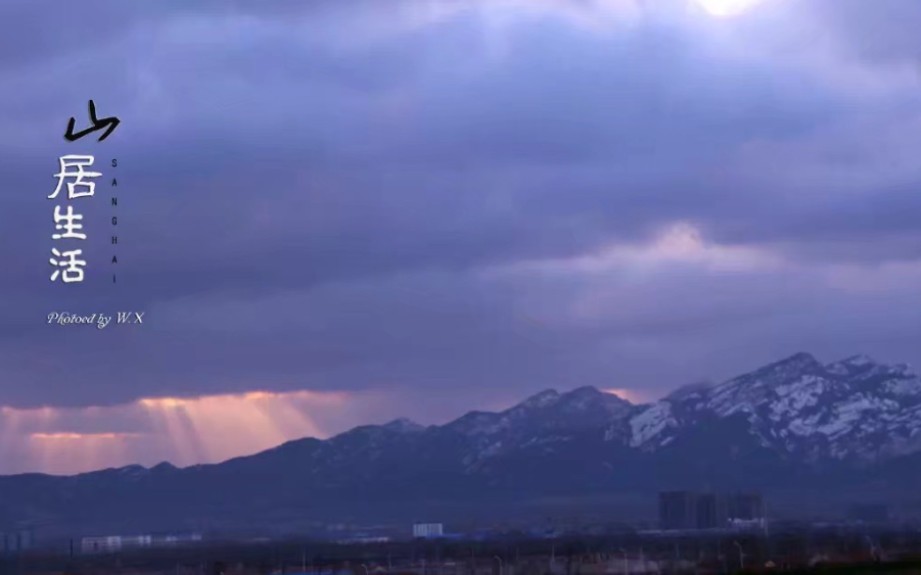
[[659, 491, 765, 530], [0, 529, 34, 554]]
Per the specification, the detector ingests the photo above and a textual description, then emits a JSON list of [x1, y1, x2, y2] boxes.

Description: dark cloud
[[0, 0, 919, 434]]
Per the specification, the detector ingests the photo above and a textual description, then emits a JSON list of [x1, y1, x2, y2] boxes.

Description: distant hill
[[2, 352, 920, 536]]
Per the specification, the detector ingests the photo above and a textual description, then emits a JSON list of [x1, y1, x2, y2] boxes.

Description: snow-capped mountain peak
[[842, 354, 875, 367], [664, 380, 713, 402], [558, 385, 632, 414], [826, 354, 878, 376], [624, 352, 921, 462], [517, 389, 561, 410], [293, 353, 921, 478]]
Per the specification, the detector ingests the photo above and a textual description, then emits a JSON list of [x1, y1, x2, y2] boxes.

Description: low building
[[412, 523, 444, 538], [848, 503, 889, 523], [335, 536, 391, 545], [81, 533, 202, 554], [81, 535, 151, 554], [158, 532, 203, 545]]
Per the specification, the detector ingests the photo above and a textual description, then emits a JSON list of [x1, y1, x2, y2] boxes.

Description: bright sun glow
[[603, 388, 651, 404], [694, 0, 765, 17]]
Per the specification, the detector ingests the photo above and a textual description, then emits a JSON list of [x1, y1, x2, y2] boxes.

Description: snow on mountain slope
[[287, 353, 921, 473], [449, 385, 636, 469], [230, 352, 921, 481], [625, 352, 921, 462], [404, 353, 921, 467], [628, 401, 677, 449]]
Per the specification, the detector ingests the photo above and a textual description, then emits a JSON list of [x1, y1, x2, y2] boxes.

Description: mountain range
[[2, 352, 920, 536]]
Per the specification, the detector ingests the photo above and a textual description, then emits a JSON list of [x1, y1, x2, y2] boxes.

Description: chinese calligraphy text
[[50, 101, 120, 284]]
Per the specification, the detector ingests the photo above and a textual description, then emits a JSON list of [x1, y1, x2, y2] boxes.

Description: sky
[[2, 0, 921, 475]]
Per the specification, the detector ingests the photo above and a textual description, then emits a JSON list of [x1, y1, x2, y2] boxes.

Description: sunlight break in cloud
[[693, 0, 769, 18], [137, 389, 349, 466], [494, 221, 784, 277], [0, 389, 358, 475], [603, 387, 655, 404]]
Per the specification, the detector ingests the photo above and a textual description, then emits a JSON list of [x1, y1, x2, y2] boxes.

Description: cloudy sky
[[2, 0, 921, 475]]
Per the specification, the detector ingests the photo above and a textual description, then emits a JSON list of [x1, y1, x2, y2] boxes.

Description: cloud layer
[[2, 0, 921, 472]]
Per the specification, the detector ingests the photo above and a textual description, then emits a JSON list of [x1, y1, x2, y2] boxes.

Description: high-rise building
[[1, 529, 34, 554], [659, 491, 764, 530], [695, 493, 729, 529], [727, 492, 764, 521], [659, 491, 697, 530]]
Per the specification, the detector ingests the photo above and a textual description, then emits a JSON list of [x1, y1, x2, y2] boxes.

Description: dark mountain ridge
[[2, 352, 920, 535]]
